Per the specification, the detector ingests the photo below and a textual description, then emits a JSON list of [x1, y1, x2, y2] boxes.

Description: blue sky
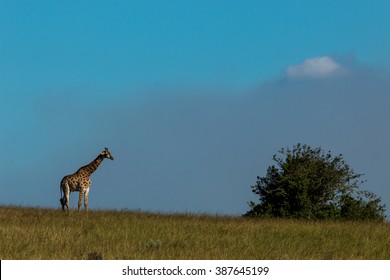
[[1, 1, 390, 216]]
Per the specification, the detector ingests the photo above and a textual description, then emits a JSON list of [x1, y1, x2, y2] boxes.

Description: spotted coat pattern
[[60, 148, 114, 211]]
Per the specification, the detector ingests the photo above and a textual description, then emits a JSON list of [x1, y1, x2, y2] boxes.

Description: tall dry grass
[[0, 206, 389, 259]]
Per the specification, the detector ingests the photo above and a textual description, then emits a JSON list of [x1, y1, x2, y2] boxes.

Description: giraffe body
[[60, 148, 114, 211]]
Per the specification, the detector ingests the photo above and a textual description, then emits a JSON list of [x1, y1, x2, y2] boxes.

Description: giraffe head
[[101, 147, 114, 160]]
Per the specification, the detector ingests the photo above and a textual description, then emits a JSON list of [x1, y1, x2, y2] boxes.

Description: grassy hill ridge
[[1, 206, 389, 260]]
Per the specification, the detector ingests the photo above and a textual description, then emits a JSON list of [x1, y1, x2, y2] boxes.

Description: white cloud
[[286, 56, 347, 79]]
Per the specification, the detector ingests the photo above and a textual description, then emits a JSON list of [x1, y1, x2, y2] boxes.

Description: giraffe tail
[[59, 181, 66, 210]]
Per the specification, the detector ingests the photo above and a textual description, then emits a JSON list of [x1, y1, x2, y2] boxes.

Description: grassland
[[0, 205, 389, 260]]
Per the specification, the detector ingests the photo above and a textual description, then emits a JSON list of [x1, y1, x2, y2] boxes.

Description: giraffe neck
[[77, 154, 105, 176]]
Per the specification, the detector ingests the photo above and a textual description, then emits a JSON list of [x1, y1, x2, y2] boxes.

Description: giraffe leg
[[65, 192, 70, 211], [60, 189, 66, 211], [60, 182, 70, 211], [84, 187, 90, 211], [78, 190, 84, 212]]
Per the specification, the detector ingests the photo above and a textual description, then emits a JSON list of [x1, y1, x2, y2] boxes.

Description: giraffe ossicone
[[60, 147, 114, 211]]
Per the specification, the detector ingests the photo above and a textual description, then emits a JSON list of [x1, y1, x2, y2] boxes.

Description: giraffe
[[60, 147, 114, 211]]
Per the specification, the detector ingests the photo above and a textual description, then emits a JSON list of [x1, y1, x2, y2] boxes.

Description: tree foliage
[[246, 144, 386, 221]]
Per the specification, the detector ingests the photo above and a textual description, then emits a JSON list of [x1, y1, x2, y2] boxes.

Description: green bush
[[246, 144, 386, 221]]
